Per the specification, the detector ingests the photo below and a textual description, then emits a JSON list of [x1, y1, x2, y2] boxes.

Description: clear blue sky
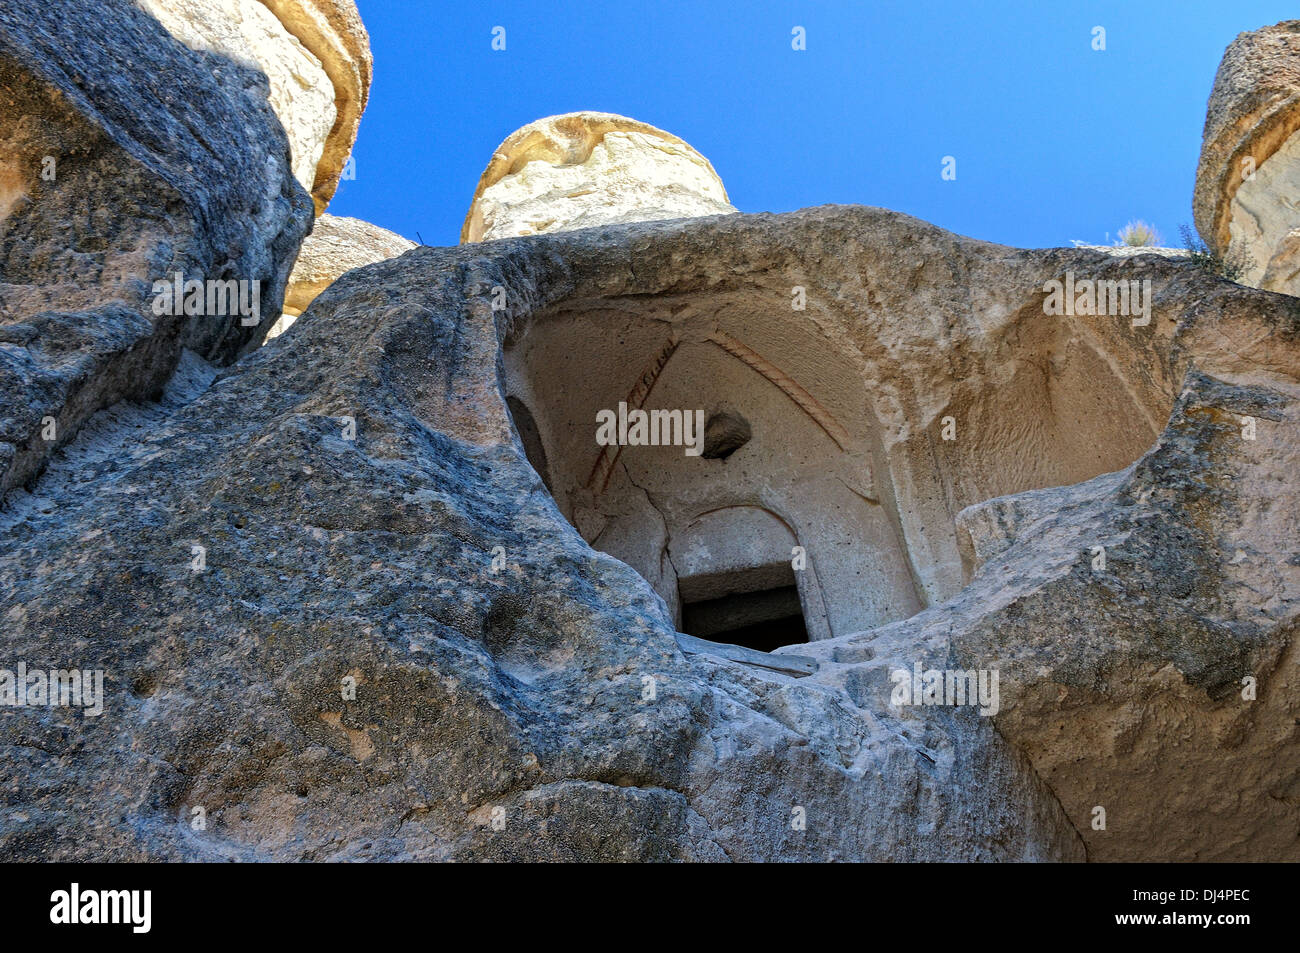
[[332, 1, 1298, 249]]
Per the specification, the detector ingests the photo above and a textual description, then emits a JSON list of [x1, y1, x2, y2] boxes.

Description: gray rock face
[[1, 205, 1294, 861], [0, 0, 312, 497], [268, 213, 415, 338]]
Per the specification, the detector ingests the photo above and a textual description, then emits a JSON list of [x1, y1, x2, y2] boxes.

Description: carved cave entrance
[[500, 277, 1175, 658], [501, 297, 924, 652]]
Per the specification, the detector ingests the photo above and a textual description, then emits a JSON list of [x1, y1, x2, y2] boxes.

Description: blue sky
[[332, 1, 1298, 249]]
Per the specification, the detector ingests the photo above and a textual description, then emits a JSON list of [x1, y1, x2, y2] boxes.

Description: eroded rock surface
[[269, 214, 415, 338], [461, 112, 735, 243], [0, 0, 311, 497], [2, 206, 1294, 861], [256, 0, 371, 213], [1195, 20, 1300, 294], [140, 0, 370, 214]]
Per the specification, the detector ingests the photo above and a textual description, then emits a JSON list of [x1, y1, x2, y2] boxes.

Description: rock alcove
[[500, 247, 1176, 653]]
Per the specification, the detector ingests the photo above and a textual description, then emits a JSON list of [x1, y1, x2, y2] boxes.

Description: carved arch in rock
[[501, 299, 922, 641]]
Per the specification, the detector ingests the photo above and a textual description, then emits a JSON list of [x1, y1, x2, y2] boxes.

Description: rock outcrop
[[461, 112, 735, 243], [1, 2, 1296, 865], [139, 0, 371, 215], [256, 0, 371, 213], [0, 0, 312, 497], [2, 206, 1294, 861], [269, 214, 415, 338], [1195, 20, 1300, 294]]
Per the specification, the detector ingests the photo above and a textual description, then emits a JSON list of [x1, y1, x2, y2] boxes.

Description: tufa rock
[[1, 206, 1294, 861], [269, 214, 416, 338], [256, 0, 372, 213], [461, 112, 735, 243], [0, 0, 312, 497], [143, 0, 374, 215], [1195, 20, 1300, 293], [139, 0, 371, 215]]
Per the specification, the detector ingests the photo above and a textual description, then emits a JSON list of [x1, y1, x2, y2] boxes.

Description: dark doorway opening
[[679, 578, 810, 653]]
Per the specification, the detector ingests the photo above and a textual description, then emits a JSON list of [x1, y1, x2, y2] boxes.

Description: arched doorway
[[668, 506, 825, 650]]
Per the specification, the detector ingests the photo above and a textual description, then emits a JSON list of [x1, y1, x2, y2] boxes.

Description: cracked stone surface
[[1, 206, 1295, 861]]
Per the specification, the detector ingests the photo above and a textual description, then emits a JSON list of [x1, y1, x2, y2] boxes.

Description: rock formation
[[139, 0, 371, 214], [1195, 20, 1300, 293], [269, 214, 416, 338], [0, 3, 1296, 864], [256, 0, 371, 214], [2, 203, 1296, 861], [0, 0, 312, 498], [461, 112, 735, 243]]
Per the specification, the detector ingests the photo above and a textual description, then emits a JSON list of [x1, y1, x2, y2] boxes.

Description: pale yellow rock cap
[[257, 0, 373, 214], [462, 111, 735, 244]]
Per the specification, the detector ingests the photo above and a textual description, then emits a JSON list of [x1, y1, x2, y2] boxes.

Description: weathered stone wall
[[1, 206, 1294, 861]]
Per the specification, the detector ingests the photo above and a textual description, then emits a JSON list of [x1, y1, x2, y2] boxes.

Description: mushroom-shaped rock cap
[[1194, 21, 1300, 288], [141, 0, 371, 215], [256, 0, 372, 214], [461, 112, 736, 243]]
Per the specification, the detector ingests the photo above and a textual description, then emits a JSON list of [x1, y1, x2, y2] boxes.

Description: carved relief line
[[585, 333, 681, 493], [584, 328, 850, 497], [707, 330, 850, 451]]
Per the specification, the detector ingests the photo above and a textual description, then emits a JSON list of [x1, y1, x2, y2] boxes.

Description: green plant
[[1179, 224, 1253, 282], [1117, 220, 1161, 247]]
